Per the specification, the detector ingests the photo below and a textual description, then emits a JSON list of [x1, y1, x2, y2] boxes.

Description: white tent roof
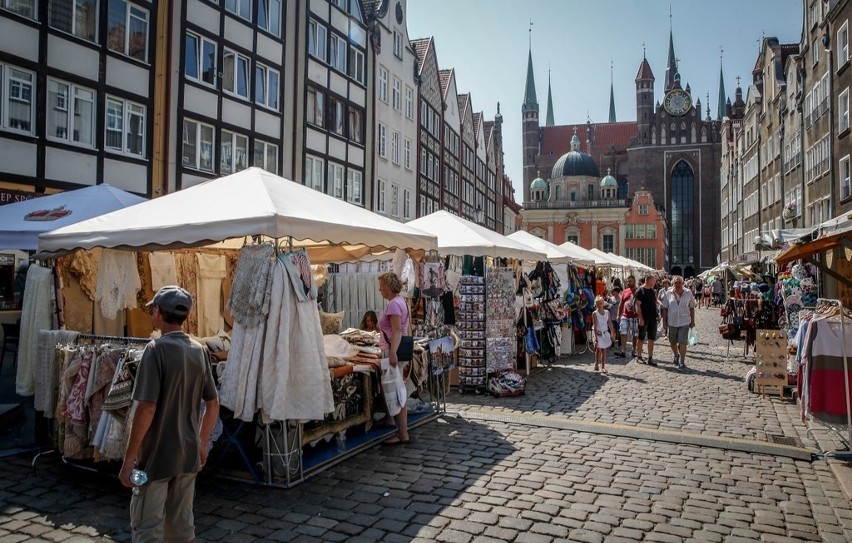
[[0, 184, 146, 250], [407, 211, 546, 261], [507, 230, 583, 264], [38, 168, 437, 260], [588, 248, 626, 267], [556, 241, 598, 267]]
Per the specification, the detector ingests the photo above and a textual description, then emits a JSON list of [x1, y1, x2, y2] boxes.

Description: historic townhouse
[[439, 68, 461, 215], [829, 0, 852, 217]]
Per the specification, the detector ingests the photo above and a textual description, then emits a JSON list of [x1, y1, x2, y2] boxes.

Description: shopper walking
[[660, 275, 696, 370], [592, 296, 615, 374], [607, 286, 622, 355], [120, 285, 220, 543], [616, 275, 639, 359], [711, 276, 723, 307], [633, 274, 659, 366]]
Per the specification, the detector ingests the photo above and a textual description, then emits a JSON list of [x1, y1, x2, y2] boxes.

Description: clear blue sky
[[406, 0, 803, 202]]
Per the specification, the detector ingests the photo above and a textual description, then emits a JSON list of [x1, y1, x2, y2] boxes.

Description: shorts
[[619, 317, 638, 337], [695, 290, 703, 299], [130, 472, 197, 543], [637, 320, 658, 341], [668, 325, 689, 345]]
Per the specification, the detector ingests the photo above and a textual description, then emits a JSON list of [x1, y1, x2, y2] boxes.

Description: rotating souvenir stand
[[754, 329, 788, 398], [456, 275, 486, 394], [485, 267, 517, 373]]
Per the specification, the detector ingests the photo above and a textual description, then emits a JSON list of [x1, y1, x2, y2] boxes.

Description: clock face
[[664, 89, 691, 116]]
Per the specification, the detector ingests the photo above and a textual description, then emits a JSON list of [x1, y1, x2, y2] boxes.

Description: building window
[[222, 49, 249, 99], [49, 0, 98, 42], [328, 162, 344, 199], [624, 224, 633, 239], [403, 138, 412, 169], [378, 123, 386, 157], [377, 178, 386, 212], [403, 188, 411, 218], [2, 0, 37, 19], [185, 33, 216, 86], [220, 130, 248, 174], [392, 77, 401, 110], [841, 155, 851, 200], [393, 30, 403, 59], [391, 131, 400, 164], [255, 63, 279, 110], [182, 118, 214, 172], [330, 0, 345, 9], [106, 0, 148, 62], [813, 37, 820, 65], [253, 139, 278, 174], [346, 169, 362, 205], [602, 234, 614, 253], [46, 79, 95, 147], [378, 67, 388, 103], [306, 86, 324, 127], [391, 184, 399, 217], [348, 47, 365, 85], [347, 107, 363, 143], [840, 88, 849, 133], [329, 34, 347, 73], [105, 97, 145, 157], [639, 203, 649, 215], [225, 0, 250, 20], [305, 155, 324, 191], [646, 224, 656, 239], [257, 0, 280, 36], [327, 95, 344, 136], [1, 65, 34, 134], [308, 19, 326, 61], [404, 87, 413, 119]]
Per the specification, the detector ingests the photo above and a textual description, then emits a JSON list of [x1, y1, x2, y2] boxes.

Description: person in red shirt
[[615, 275, 638, 358]]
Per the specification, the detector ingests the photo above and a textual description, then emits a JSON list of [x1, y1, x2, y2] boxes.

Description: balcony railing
[[523, 198, 630, 210]]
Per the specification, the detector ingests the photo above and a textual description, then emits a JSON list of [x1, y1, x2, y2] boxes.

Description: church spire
[[545, 69, 555, 126], [664, 9, 679, 92], [522, 48, 538, 112], [717, 49, 726, 120], [608, 61, 616, 122]]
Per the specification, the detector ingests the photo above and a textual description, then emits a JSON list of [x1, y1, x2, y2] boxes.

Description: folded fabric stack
[[339, 328, 380, 346]]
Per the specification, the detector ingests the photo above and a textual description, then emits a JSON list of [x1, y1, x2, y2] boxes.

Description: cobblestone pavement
[[2, 306, 852, 542]]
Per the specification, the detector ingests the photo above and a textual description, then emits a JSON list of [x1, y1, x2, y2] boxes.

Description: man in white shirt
[[660, 275, 696, 370]]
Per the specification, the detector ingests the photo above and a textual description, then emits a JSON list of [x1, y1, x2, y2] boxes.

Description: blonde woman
[[377, 272, 410, 445]]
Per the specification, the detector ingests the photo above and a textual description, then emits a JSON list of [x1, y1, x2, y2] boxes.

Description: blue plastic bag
[[688, 328, 699, 346]]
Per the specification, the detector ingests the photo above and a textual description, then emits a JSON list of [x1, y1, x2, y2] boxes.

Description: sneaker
[[634, 354, 645, 364], [614, 350, 626, 358], [673, 355, 680, 366], [678, 362, 686, 370], [647, 358, 657, 367]]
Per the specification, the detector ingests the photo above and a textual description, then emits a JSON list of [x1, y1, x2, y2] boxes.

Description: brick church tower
[[521, 47, 539, 204]]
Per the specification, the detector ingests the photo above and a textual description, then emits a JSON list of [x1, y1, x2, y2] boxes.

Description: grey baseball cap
[[146, 285, 193, 317]]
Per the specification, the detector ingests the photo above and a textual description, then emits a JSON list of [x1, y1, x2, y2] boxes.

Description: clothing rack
[[803, 298, 852, 458], [74, 333, 151, 344]]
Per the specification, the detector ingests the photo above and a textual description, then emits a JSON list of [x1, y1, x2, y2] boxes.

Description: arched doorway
[[671, 160, 695, 271], [671, 266, 683, 277], [684, 265, 695, 278]]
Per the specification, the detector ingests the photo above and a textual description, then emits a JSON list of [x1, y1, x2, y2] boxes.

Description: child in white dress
[[593, 295, 615, 373]]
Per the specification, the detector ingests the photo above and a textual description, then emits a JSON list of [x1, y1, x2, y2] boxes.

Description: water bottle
[[130, 468, 148, 487]]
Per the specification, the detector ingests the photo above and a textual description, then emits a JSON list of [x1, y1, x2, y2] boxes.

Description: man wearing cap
[[119, 285, 219, 543]]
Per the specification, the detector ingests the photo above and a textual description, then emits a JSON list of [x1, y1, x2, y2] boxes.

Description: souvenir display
[[754, 329, 788, 398], [457, 275, 487, 389], [486, 267, 517, 372]]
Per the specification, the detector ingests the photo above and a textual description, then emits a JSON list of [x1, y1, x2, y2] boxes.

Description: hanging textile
[[196, 253, 227, 336], [16, 264, 55, 396], [95, 249, 141, 319], [227, 243, 275, 328], [34, 330, 81, 414], [149, 252, 178, 291], [802, 311, 852, 425]]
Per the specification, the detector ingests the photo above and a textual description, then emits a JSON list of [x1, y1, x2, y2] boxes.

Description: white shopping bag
[[380, 358, 407, 417]]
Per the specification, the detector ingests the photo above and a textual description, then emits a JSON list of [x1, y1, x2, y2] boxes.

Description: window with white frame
[[328, 95, 344, 136], [348, 47, 365, 85], [305, 155, 324, 191], [222, 49, 249, 99], [329, 34, 347, 72], [347, 107, 363, 143], [46, 79, 95, 147], [404, 87, 413, 119], [391, 183, 399, 216], [842, 155, 851, 200], [257, 0, 280, 36], [403, 138, 411, 169], [1, 65, 35, 134], [403, 188, 410, 218], [306, 86, 324, 127], [255, 63, 279, 110], [253, 139, 278, 174], [639, 203, 648, 215], [184, 33, 216, 85], [220, 130, 248, 174], [182, 118, 214, 171], [392, 77, 401, 110], [106, 0, 148, 62], [391, 131, 399, 164], [105, 97, 145, 156], [327, 162, 344, 199], [377, 123, 386, 157], [393, 31, 403, 59], [346, 169, 362, 205], [225, 0, 250, 20], [378, 67, 388, 102], [49, 0, 98, 42], [841, 88, 850, 133], [2, 0, 37, 18], [840, 21, 850, 67], [377, 179, 386, 212], [308, 19, 326, 61]]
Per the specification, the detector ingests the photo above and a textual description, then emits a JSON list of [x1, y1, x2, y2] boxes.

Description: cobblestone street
[[2, 306, 852, 542]]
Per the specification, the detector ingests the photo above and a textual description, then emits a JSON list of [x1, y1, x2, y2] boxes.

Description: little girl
[[593, 295, 615, 373]]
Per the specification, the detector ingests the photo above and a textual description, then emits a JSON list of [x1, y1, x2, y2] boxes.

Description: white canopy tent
[[588, 248, 626, 268], [506, 230, 587, 265], [407, 211, 546, 261], [0, 184, 146, 250], [39, 168, 438, 260], [557, 241, 598, 267]]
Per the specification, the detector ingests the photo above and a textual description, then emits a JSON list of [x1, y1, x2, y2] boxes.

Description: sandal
[[381, 436, 409, 446], [601, 368, 608, 374]]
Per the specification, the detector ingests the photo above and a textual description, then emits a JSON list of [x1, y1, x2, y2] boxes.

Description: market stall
[[35, 168, 439, 486]]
